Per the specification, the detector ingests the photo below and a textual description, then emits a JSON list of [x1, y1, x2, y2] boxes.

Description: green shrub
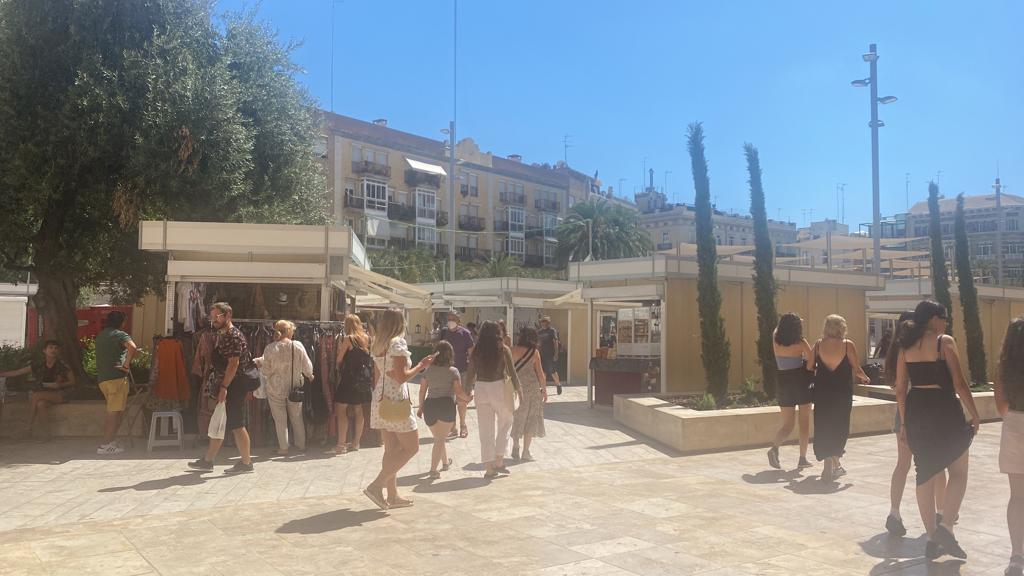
[[741, 376, 763, 404], [0, 344, 30, 372], [695, 393, 717, 411], [80, 338, 97, 378]]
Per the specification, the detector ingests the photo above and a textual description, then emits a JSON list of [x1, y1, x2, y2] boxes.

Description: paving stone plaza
[[0, 386, 1011, 575]]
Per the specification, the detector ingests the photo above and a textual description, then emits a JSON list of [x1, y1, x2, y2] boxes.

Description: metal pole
[[869, 43, 881, 276], [588, 219, 593, 261], [996, 177, 1004, 285], [448, 121, 456, 283]]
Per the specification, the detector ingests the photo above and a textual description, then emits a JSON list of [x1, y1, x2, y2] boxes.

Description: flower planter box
[[613, 394, 896, 454]]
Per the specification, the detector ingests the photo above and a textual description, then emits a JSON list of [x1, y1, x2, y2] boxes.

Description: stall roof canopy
[[405, 158, 447, 176], [345, 266, 433, 309], [783, 236, 925, 250], [139, 221, 352, 257], [658, 243, 754, 257]]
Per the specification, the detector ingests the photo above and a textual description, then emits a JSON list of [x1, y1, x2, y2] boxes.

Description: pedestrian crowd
[[764, 299, 1024, 573]]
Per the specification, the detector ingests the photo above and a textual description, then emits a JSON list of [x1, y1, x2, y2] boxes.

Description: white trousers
[[475, 379, 513, 463], [267, 394, 305, 451]]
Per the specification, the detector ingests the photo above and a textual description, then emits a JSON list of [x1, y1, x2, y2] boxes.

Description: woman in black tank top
[[894, 300, 981, 561]]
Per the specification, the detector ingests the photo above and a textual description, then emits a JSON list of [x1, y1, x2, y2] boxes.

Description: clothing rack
[[230, 319, 345, 325]]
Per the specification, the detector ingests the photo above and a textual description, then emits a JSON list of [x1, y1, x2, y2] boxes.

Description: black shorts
[[422, 397, 456, 426], [541, 355, 558, 380], [777, 368, 812, 408], [225, 381, 248, 430]]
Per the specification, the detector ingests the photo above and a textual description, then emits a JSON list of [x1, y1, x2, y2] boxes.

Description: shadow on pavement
[[859, 532, 928, 559], [97, 471, 229, 492], [276, 508, 387, 534], [741, 469, 803, 485], [784, 476, 852, 495], [542, 400, 681, 457], [868, 557, 964, 576], [411, 477, 492, 493]]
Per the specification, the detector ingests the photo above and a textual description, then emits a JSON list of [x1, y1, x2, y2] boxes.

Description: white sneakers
[[96, 442, 125, 455]]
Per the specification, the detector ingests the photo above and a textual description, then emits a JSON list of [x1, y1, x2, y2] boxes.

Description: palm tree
[[554, 199, 652, 264]]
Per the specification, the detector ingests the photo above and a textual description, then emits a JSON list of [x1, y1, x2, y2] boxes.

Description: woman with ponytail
[[894, 300, 981, 561]]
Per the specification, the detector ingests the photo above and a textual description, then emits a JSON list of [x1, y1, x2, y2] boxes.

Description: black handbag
[[288, 344, 305, 403]]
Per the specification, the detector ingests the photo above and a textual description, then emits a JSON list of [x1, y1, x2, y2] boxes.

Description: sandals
[[387, 497, 414, 509], [459, 426, 469, 439], [441, 458, 453, 472], [327, 445, 348, 455], [428, 470, 441, 479], [363, 486, 388, 511]]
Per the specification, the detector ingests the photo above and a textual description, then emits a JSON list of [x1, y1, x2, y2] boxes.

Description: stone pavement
[[0, 385, 1012, 575]]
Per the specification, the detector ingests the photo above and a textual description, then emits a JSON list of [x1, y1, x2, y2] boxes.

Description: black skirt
[[906, 387, 973, 485], [813, 381, 853, 461], [777, 368, 812, 407], [422, 397, 456, 426], [334, 379, 371, 405]]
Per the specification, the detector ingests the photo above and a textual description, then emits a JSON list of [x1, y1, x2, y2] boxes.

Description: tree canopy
[[0, 0, 327, 375], [554, 199, 652, 264]]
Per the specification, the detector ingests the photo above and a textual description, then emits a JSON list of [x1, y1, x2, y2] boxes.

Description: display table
[[589, 357, 660, 406]]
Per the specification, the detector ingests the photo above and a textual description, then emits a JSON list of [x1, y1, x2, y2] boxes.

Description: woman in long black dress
[[894, 300, 981, 561], [813, 314, 870, 482]]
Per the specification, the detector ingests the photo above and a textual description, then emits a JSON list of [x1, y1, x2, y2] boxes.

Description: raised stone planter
[[0, 399, 145, 438], [855, 385, 1001, 421], [614, 394, 897, 454]]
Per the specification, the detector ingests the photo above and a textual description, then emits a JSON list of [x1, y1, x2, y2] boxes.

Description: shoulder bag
[[378, 346, 412, 422], [288, 342, 305, 403]]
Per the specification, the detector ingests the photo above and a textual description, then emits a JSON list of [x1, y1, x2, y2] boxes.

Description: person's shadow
[[97, 472, 226, 492], [860, 532, 965, 576], [741, 469, 802, 485], [784, 475, 852, 495], [276, 508, 386, 535]]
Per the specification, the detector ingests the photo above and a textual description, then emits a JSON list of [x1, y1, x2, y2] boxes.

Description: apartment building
[[634, 180, 797, 251], [902, 188, 1024, 284], [321, 112, 599, 267]]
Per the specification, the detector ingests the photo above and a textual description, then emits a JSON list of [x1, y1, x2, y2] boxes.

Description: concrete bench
[[0, 398, 144, 438]]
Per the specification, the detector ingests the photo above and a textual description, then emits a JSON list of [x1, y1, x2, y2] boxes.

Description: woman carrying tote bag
[[254, 320, 313, 456]]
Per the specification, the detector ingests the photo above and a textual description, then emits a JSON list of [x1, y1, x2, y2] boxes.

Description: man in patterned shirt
[[189, 302, 256, 474]]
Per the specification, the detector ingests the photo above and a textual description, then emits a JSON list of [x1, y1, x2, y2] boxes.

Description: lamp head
[[878, 95, 898, 104], [851, 78, 870, 88]]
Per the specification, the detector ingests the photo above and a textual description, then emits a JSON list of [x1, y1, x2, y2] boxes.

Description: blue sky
[[219, 0, 1023, 229]]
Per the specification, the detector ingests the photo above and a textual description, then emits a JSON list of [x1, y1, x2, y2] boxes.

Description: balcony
[[436, 210, 448, 228], [534, 198, 560, 212], [656, 242, 674, 250], [494, 220, 524, 235], [352, 160, 391, 178], [500, 191, 526, 205], [387, 202, 416, 223], [405, 169, 441, 189], [457, 247, 480, 261], [458, 215, 486, 232], [344, 195, 365, 210], [460, 183, 479, 197]]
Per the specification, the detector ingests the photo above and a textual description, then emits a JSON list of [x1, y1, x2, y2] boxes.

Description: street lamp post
[[442, 123, 456, 282], [851, 43, 897, 276]]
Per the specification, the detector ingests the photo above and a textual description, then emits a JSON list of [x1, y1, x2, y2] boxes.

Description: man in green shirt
[[95, 311, 137, 455]]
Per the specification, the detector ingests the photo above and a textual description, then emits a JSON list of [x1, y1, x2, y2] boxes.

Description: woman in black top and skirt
[[894, 300, 981, 561], [813, 315, 871, 482]]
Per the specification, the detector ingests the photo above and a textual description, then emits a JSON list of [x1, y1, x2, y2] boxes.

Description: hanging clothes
[[154, 338, 190, 401]]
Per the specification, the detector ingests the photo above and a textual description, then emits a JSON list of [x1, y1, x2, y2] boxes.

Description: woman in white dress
[[364, 308, 434, 510]]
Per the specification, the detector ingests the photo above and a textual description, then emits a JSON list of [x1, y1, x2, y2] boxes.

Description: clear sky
[[219, 0, 1022, 230]]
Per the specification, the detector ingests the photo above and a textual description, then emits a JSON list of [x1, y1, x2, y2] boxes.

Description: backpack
[[343, 337, 374, 392]]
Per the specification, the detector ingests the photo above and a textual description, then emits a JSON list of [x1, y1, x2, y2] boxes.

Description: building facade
[[903, 189, 1024, 285], [635, 184, 797, 252], [321, 112, 600, 268]]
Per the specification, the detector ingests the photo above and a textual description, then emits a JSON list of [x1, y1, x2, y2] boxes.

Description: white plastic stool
[[147, 411, 184, 452]]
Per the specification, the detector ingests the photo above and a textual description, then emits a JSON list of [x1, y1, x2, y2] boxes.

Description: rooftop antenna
[[562, 134, 572, 165], [835, 183, 846, 222], [905, 173, 910, 213]]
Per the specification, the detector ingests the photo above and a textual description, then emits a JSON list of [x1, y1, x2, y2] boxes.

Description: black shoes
[[767, 446, 781, 469], [556, 385, 563, 395], [925, 541, 943, 561], [932, 525, 967, 559], [187, 458, 213, 471], [224, 461, 254, 475], [797, 457, 812, 469], [885, 515, 907, 537]]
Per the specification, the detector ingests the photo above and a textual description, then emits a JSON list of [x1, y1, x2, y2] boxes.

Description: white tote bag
[[208, 402, 227, 440]]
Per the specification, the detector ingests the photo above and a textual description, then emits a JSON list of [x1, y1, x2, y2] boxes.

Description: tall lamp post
[[851, 43, 898, 275], [442, 124, 456, 282]]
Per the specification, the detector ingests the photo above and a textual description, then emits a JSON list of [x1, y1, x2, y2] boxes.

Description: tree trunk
[[32, 268, 87, 385]]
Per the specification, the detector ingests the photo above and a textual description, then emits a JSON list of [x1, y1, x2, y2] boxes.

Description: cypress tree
[[688, 123, 731, 400], [928, 182, 954, 334], [745, 143, 778, 399], [954, 194, 988, 384]]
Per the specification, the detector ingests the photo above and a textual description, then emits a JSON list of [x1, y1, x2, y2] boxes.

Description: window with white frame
[[509, 207, 525, 234], [462, 172, 479, 197], [352, 144, 388, 166], [416, 225, 437, 246], [543, 212, 559, 236], [508, 237, 525, 256], [363, 179, 387, 211], [543, 241, 556, 264], [416, 189, 436, 221]]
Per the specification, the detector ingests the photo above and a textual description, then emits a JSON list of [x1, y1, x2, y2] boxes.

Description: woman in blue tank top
[[767, 313, 815, 471]]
